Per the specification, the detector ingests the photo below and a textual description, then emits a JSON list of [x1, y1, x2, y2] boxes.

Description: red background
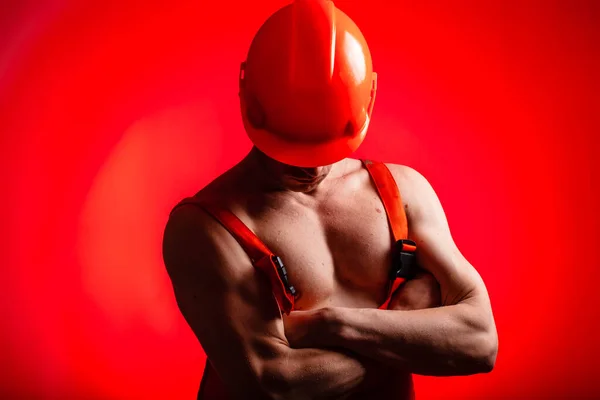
[[1, 0, 598, 398]]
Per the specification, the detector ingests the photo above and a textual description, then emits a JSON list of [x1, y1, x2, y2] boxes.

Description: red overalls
[[171, 160, 417, 399]]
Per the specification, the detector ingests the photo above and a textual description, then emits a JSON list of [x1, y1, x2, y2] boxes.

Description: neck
[[240, 147, 341, 194]]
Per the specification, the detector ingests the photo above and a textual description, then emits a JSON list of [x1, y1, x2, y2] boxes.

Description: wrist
[[318, 306, 348, 347]]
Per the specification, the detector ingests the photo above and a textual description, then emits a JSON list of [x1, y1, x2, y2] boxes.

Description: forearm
[[263, 346, 369, 400], [323, 301, 497, 376]]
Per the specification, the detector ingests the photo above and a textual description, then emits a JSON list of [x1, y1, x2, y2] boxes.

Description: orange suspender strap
[[362, 160, 407, 242], [361, 160, 418, 310], [171, 198, 296, 315]]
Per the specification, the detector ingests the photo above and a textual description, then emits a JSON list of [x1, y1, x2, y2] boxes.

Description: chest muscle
[[251, 189, 394, 310]]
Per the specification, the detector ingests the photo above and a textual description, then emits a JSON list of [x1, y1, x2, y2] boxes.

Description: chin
[[290, 183, 319, 193], [285, 179, 322, 193]]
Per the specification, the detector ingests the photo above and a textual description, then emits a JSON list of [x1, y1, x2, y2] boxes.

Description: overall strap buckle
[[391, 239, 418, 280]]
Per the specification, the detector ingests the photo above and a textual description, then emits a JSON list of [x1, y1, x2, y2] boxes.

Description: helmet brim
[[243, 111, 370, 167]]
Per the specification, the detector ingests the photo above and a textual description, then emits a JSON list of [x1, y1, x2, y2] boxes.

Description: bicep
[[411, 220, 487, 306], [163, 206, 288, 397], [394, 166, 490, 306]]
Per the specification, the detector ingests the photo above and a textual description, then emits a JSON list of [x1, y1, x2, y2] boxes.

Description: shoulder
[[383, 163, 446, 226], [383, 163, 436, 202], [384, 163, 429, 189], [166, 176, 228, 244], [163, 195, 249, 285], [163, 202, 219, 270], [165, 198, 215, 244]]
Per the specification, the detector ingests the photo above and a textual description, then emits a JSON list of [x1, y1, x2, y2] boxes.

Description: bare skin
[[163, 147, 496, 399]]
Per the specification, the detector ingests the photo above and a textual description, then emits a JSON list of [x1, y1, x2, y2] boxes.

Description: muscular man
[[163, 1, 497, 399]]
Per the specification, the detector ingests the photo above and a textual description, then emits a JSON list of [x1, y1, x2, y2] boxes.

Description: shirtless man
[[162, 1, 497, 399]]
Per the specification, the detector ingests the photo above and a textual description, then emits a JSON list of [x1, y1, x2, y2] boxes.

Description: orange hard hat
[[239, 0, 377, 167]]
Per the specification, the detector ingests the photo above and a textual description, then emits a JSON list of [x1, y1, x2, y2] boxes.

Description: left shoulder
[[383, 163, 445, 226], [384, 163, 430, 189]]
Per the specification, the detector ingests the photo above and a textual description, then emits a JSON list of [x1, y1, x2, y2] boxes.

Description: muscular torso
[[198, 158, 417, 398], [233, 161, 395, 310]]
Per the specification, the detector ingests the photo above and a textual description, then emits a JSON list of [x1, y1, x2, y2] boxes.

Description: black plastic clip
[[272, 255, 297, 296], [391, 239, 418, 280]]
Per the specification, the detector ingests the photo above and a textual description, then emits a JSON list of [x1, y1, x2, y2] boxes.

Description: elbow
[[484, 330, 498, 372], [451, 309, 498, 375], [453, 332, 496, 376], [481, 332, 498, 373], [480, 314, 499, 373], [459, 301, 498, 374], [468, 327, 498, 374]]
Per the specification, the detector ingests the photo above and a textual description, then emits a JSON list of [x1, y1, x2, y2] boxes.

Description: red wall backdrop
[[1, 1, 598, 398]]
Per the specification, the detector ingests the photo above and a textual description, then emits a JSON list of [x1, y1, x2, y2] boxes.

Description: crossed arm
[[283, 166, 498, 376], [162, 166, 497, 399], [163, 204, 372, 400]]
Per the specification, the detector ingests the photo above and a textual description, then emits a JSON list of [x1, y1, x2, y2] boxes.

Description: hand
[[388, 269, 442, 311], [282, 308, 332, 348], [283, 308, 399, 396]]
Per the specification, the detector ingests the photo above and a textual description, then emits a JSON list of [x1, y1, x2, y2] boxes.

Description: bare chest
[[246, 188, 396, 310]]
